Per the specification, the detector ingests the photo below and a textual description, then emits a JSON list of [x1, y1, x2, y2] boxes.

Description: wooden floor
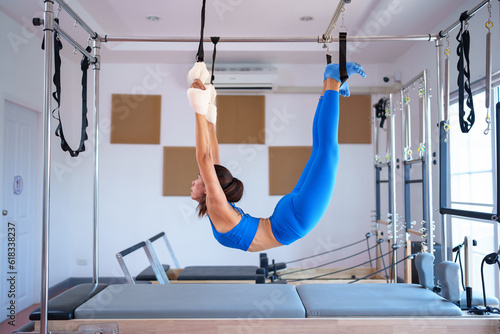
[[0, 303, 38, 333], [37, 317, 500, 334]]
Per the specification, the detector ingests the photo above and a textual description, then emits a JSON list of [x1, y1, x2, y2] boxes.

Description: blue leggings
[[270, 90, 340, 245]]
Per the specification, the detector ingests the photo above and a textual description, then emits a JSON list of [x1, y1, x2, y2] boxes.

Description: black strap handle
[[339, 32, 348, 83], [210, 36, 220, 84], [196, 0, 207, 62]]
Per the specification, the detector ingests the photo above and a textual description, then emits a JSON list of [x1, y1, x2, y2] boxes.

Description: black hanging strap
[[339, 32, 348, 83], [374, 98, 388, 128], [210, 36, 220, 84], [456, 11, 475, 133], [326, 53, 332, 65], [196, 0, 207, 62], [52, 35, 90, 157]]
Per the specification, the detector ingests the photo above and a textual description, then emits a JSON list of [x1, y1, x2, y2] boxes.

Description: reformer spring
[[284, 233, 373, 265], [285, 247, 404, 283], [281, 238, 389, 278]]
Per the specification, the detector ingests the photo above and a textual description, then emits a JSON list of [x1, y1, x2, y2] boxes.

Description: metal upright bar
[[54, 0, 97, 38], [389, 93, 398, 283], [439, 0, 490, 38], [41, 2, 54, 333], [54, 23, 96, 63], [436, 39, 444, 123], [92, 37, 101, 284], [436, 38, 449, 260], [423, 69, 434, 255]]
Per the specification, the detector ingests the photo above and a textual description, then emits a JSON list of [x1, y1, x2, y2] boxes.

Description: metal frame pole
[[323, 0, 348, 39], [41, 1, 54, 333], [439, 0, 490, 38], [389, 92, 398, 283], [54, 0, 97, 38], [423, 69, 435, 255], [92, 37, 100, 284], [436, 38, 448, 261], [54, 23, 96, 63], [101, 34, 439, 44]]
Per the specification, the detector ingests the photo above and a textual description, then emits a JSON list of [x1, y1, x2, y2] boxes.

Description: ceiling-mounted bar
[[439, 0, 490, 38], [323, 0, 348, 40], [54, 0, 97, 39], [101, 34, 439, 44], [54, 23, 96, 63]]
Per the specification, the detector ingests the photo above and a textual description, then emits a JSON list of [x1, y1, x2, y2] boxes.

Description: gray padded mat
[[75, 284, 305, 319], [297, 283, 462, 317], [177, 266, 258, 280]]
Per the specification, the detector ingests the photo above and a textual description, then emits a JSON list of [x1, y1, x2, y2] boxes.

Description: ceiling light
[[300, 16, 313, 22], [147, 16, 160, 22]]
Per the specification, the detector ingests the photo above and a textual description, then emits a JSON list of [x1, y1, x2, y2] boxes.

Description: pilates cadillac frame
[[35, 0, 494, 333]]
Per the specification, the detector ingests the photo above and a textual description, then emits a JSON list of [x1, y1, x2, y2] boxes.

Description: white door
[[1, 101, 38, 322]]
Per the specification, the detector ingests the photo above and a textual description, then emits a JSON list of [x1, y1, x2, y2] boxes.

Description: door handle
[[2, 210, 7, 216]]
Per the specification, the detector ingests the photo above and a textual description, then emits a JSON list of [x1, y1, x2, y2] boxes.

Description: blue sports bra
[[208, 202, 260, 251]]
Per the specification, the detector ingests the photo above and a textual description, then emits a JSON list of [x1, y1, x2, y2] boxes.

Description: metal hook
[[339, 7, 348, 32], [484, 114, 491, 135], [56, 6, 62, 19]]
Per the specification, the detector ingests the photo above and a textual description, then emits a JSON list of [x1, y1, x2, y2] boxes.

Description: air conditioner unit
[[211, 65, 278, 91]]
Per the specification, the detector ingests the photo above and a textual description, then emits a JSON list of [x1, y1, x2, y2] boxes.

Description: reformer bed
[[25, 254, 500, 334]]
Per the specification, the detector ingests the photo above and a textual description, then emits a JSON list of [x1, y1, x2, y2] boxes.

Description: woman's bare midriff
[[247, 218, 283, 252]]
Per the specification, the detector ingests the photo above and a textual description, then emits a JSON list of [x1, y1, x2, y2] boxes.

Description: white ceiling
[[1, 0, 477, 64]]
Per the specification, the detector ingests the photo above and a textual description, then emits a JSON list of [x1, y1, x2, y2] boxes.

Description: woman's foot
[[324, 62, 366, 82], [339, 82, 350, 97]]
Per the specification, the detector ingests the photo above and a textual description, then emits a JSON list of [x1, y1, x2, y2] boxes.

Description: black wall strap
[[456, 11, 475, 133], [210, 36, 220, 84], [339, 32, 348, 83], [196, 0, 207, 62]]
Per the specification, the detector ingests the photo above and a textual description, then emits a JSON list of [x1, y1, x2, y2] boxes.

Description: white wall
[[0, 10, 86, 299]]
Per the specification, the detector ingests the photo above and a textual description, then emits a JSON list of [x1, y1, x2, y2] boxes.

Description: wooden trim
[[404, 234, 412, 284], [39, 317, 500, 334], [407, 229, 424, 237]]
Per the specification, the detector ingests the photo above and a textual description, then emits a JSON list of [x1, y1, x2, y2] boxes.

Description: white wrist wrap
[[206, 104, 217, 124], [188, 62, 210, 84], [187, 88, 210, 115]]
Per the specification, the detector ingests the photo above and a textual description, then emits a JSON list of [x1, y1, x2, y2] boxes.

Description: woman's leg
[[290, 86, 340, 226], [291, 96, 322, 193]]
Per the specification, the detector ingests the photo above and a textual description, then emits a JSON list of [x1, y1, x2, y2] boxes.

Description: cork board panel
[[269, 146, 312, 195], [217, 95, 265, 144], [338, 95, 371, 144], [111, 94, 161, 144], [163, 147, 198, 196]]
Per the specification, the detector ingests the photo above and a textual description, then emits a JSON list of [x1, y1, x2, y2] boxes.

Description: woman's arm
[[190, 81, 225, 204], [207, 121, 220, 165]]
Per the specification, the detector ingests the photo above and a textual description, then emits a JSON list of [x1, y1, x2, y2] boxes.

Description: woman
[[187, 62, 366, 252]]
